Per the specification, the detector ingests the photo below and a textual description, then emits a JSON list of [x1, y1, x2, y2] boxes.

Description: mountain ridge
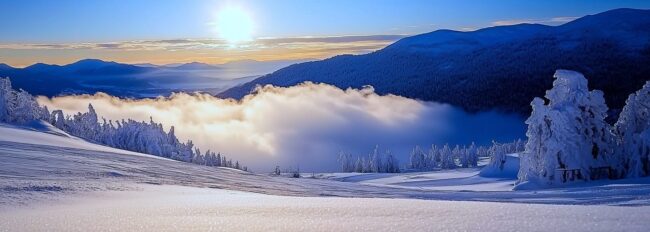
[[0, 58, 307, 98], [220, 8, 650, 115]]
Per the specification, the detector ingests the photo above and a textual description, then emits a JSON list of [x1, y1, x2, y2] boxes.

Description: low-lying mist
[[37, 83, 525, 171]]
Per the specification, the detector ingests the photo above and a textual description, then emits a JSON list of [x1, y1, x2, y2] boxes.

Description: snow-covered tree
[[614, 81, 650, 178], [409, 146, 426, 170], [337, 151, 354, 172], [488, 141, 507, 171], [354, 157, 364, 172], [517, 98, 553, 185], [452, 145, 461, 167], [368, 145, 383, 173], [0, 78, 13, 122], [439, 144, 456, 169], [428, 145, 440, 169], [467, 142, 478, 167], [517, 70, 616, 186], [0, 79, 49, 124], [384, 149, 400, 173], [515, 139, 526, 153], [338, 146, 400, 173]]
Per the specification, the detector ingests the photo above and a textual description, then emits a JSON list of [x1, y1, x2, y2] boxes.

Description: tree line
[[0, 78, 247, 171], [336, 140, 525, 173]]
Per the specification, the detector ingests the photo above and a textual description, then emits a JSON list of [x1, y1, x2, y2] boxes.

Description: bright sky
[[1, 0, 649, 67]]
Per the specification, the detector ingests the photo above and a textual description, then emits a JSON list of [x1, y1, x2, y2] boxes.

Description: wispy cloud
[[0, 35, 405, 67], [492, 16, 579, 26], [0, 35, 405, 51], [257, 35, 405, 44]]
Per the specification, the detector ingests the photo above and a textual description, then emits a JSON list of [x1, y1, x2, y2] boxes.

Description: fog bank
[[38, 83, 525, 171]]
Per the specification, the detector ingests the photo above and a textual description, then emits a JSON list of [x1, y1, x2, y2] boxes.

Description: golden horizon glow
[[0, 35, 403, 67]]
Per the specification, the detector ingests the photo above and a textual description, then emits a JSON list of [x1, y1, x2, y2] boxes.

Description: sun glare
[[216, 6, 254, 44]]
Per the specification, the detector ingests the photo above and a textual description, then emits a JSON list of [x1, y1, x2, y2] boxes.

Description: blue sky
[[2, 0, 649, 43], [1, 0, 649, 66]]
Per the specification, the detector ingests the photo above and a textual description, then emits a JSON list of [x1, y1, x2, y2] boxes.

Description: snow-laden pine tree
[[517, 98, 553, 185], [10, 89, 48, 124], [452, 145, 461, 164], [337, 146, 400, 173], [428, 145, 440, 169], [517, 70, 616, 186], [467, 142, 478, 167], [409, 146, 426, 170], [337, 151, 354, 172], [614, 81, 650, 177], [0, 78, 12, 122], [49, 110, 66, 130], [487, 141, 507, 171], [368, 145, 383, 173], [384, 149, 400, 173], [439, 144, 456, 169], [64, 104, 101, 141], [354, 157, 364, 172], [0, 78, 50, 125], [515, 139, 526, 153], [458, 145, 471, 168], [475, 144, 485, 165]]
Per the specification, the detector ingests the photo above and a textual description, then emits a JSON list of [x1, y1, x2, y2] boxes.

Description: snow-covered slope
[[2, 123, 650, 230], [0, 121, 162, 158], [3, 184, 650, 232], [315, 168, 516, 192], [479, 153, 520, 178], [3, 122, 650, 208]]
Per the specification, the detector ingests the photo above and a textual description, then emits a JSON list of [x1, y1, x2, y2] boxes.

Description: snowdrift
[[479, 153, 520, 179]]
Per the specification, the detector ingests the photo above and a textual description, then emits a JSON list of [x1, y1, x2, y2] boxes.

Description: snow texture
[[2, 184, 650, 232], [3, 123, 650, 207]]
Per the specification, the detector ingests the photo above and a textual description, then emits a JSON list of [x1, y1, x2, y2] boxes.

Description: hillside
[[220, 8, 650, 115], [2, 119, 650, 230]]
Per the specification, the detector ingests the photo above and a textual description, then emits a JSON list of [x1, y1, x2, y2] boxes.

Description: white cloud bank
[[37, 83, 525, 171]]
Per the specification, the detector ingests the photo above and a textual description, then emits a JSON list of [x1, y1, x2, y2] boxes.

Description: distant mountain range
[[168, 62, 223, 70], [0, 59, 306, 98], [220, 8, 650, 116], [133, 62, 222, 70]]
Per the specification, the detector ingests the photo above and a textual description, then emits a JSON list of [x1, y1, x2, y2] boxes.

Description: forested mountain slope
[[221, 8, 650, 115]]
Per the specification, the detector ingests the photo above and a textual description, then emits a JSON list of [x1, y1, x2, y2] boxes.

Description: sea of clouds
[[38, 83, 525, 171]]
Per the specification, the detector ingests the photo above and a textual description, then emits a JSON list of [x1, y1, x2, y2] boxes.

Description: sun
[[216, 6, 254, 44]]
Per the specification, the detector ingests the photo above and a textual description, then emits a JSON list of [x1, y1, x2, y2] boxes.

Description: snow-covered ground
[[2, 123, 650, 230], [312, 168, 516, 192], [3, 184, 650, 232], [312, 155, 520, 192]]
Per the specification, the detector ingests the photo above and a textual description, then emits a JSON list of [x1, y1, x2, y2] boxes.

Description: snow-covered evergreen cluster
[[517, 70, 650, 187], [337, 141, 525, 173], [0, 78, 247, 171], [409, 140, 524, 171], [0, 78, 50, 123], [337, 146, 401, 173]]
